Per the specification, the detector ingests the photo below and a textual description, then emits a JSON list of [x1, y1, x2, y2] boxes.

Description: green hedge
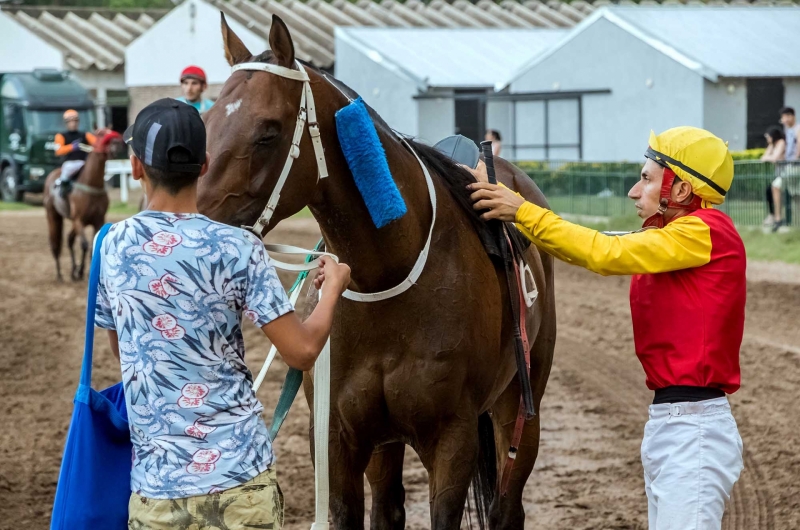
[[730, 148, 766, 161]]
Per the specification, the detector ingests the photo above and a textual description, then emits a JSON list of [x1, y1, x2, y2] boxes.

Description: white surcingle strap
[[233, 61, 328, 237]]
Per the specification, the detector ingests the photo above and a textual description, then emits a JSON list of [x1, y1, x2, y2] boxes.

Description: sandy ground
[[0, 211, 797, 529]]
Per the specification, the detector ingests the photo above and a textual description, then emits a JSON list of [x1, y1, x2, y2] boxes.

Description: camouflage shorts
[[128, 467, 284, 530]]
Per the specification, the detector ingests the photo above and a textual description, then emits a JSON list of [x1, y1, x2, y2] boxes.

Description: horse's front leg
[[77, 221, 89, 280], [418, 417, 479, 530], [325, 411, 373, 530], [67, 226, 79, 281], [365, 441, 406, 530]]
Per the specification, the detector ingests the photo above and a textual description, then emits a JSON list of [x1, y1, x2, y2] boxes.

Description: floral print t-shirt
[[94, 211, 293, 499]]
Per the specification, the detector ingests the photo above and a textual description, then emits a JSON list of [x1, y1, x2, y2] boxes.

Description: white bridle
[[230, 60, 437, 304], [232, 61, 328, 237], [230, 60, 438, 530]]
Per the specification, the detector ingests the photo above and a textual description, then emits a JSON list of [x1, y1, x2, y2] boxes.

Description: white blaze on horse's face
[[225, 99, 242, 117]]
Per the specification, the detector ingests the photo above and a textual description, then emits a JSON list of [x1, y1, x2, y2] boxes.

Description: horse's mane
[[250, 54, 498, 253]]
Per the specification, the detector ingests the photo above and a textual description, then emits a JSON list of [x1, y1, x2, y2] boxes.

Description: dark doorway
[[747, 78, 784, 149], [109, 106, 128, 134], [454, 90, 486, 145]]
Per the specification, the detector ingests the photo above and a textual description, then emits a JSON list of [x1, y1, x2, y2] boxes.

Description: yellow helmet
[[646, 126, 733, 205], [63, 109, 79, 122]]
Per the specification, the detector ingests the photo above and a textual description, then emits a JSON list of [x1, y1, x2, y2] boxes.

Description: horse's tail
[[471, 411, 497, 529]]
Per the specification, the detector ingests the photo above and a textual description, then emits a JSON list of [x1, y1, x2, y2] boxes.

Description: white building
[[500, 6, 800, 161], [2, 6, 155, 131], [335, 26, 566, 145], [124, 0, 267, 120]]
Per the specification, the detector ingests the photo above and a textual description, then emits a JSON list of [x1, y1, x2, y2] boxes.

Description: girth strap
[[500, 234, 533, 497]]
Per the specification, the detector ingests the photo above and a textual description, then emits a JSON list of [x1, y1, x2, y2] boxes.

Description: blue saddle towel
[[335, 97, 407, 229], [51, 223, 132, 530]]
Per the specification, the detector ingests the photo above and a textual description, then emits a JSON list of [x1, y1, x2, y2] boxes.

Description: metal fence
[[522, 160, 800, 227]]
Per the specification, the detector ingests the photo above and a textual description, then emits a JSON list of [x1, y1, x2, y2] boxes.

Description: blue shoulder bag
[[51, 223, 132, 529]]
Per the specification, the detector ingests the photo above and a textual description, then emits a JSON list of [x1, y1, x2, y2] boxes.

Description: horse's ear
[[220, 12, 252, 66], [269, 15, 295, 68]]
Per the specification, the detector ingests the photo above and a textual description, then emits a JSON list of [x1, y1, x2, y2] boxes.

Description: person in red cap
[[177, 66, 214, 115]]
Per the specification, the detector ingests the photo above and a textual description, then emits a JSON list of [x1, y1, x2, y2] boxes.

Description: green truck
[[0, 70, 94, 202]]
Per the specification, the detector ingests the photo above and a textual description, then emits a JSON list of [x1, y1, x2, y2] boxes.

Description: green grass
[[738, 228, 800, 264], [108, 201, 140, 217], [0, 201, 36, 211]]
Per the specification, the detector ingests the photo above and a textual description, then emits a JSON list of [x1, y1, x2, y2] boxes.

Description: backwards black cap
[[124, 98, 206, 173]]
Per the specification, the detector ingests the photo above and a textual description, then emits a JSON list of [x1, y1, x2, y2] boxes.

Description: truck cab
[[0, 70, 94, 202]]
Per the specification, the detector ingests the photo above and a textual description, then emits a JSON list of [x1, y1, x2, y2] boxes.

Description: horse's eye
[[255, 134, 277, 147]]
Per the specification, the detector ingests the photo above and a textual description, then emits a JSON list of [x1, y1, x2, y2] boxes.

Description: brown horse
[[43, 129, 125, 281], [198, 15, 556, 530]]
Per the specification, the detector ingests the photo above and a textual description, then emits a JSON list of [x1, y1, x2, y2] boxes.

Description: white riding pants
[[61, 160, 85, 180], [641, 397, 743, 530]]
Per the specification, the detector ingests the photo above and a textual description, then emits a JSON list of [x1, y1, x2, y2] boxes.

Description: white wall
[[510, 17, 705, 161], [0, 12, 62, 72], [703, 78, 747, 151], [417, 90, 454, 145], [125, 0, 266, 87], [335, 34, 419, 136], [486, 99, 512, 154]]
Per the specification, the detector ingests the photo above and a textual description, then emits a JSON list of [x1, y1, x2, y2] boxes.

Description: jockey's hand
[[314, 256, 351, 296], [460, 160, 489, 183], [70, 140, 81, 152], [468, 182, 527, 222]]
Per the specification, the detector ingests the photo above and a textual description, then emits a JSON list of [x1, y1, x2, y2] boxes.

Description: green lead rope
[[268, 238, 324, 441]]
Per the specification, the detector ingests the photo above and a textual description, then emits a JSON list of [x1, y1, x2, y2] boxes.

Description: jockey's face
[[629, 159, 665, 220], [65, 118, 79, 132], [181, 78, 205, 103]]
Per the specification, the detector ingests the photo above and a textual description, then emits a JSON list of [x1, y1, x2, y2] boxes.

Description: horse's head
[[198, 14, 328, 231], [94, 129, 126, 158]]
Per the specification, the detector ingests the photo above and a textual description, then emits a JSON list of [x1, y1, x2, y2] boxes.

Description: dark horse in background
[[43, 129, 125, 281], [198, 15, 557, 529]]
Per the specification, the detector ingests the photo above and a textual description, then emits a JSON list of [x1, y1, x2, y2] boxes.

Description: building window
[[511, 97, 581, 161]]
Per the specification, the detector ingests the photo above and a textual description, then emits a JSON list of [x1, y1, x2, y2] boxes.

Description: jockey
[[468, 126, 745, 530], [54, 109, 96, 196], [176, 66, 214, 115]]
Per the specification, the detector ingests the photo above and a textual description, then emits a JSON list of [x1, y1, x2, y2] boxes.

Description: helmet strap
[[642, 167, 703, 228]]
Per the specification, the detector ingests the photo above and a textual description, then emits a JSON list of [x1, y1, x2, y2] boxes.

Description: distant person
[[176, 66, 214, 115], [773, 107, 799, 231], [484, 129, 502, 157], [761, 126, 785, 226], [54, 109, 97, 197]]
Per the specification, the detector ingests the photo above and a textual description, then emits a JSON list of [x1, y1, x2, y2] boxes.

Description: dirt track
[[0, 211, 798, 529]]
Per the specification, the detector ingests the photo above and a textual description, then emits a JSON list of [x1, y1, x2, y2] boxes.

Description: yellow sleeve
[[513, 202, 712, 276]]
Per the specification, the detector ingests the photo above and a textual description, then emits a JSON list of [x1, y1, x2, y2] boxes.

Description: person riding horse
[[53, 109, 96, 197], [468, 126, 745, 530]]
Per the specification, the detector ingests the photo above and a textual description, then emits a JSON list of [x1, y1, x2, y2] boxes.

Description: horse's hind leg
[[365, 442, 406, 530], [47, 207, 64, 282], [488, 316, 554, 529], [487, 375, 541, 529], [418, 418, 479, 530]]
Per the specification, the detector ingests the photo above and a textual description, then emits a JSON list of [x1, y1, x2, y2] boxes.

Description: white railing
[[103, 159, 137, 203]]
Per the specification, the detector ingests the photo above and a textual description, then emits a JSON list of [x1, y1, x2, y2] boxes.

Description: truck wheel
[[1, 166, 23, 203]]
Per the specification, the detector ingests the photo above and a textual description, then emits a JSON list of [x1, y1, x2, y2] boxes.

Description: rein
[[231, 60, 438, 304]]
